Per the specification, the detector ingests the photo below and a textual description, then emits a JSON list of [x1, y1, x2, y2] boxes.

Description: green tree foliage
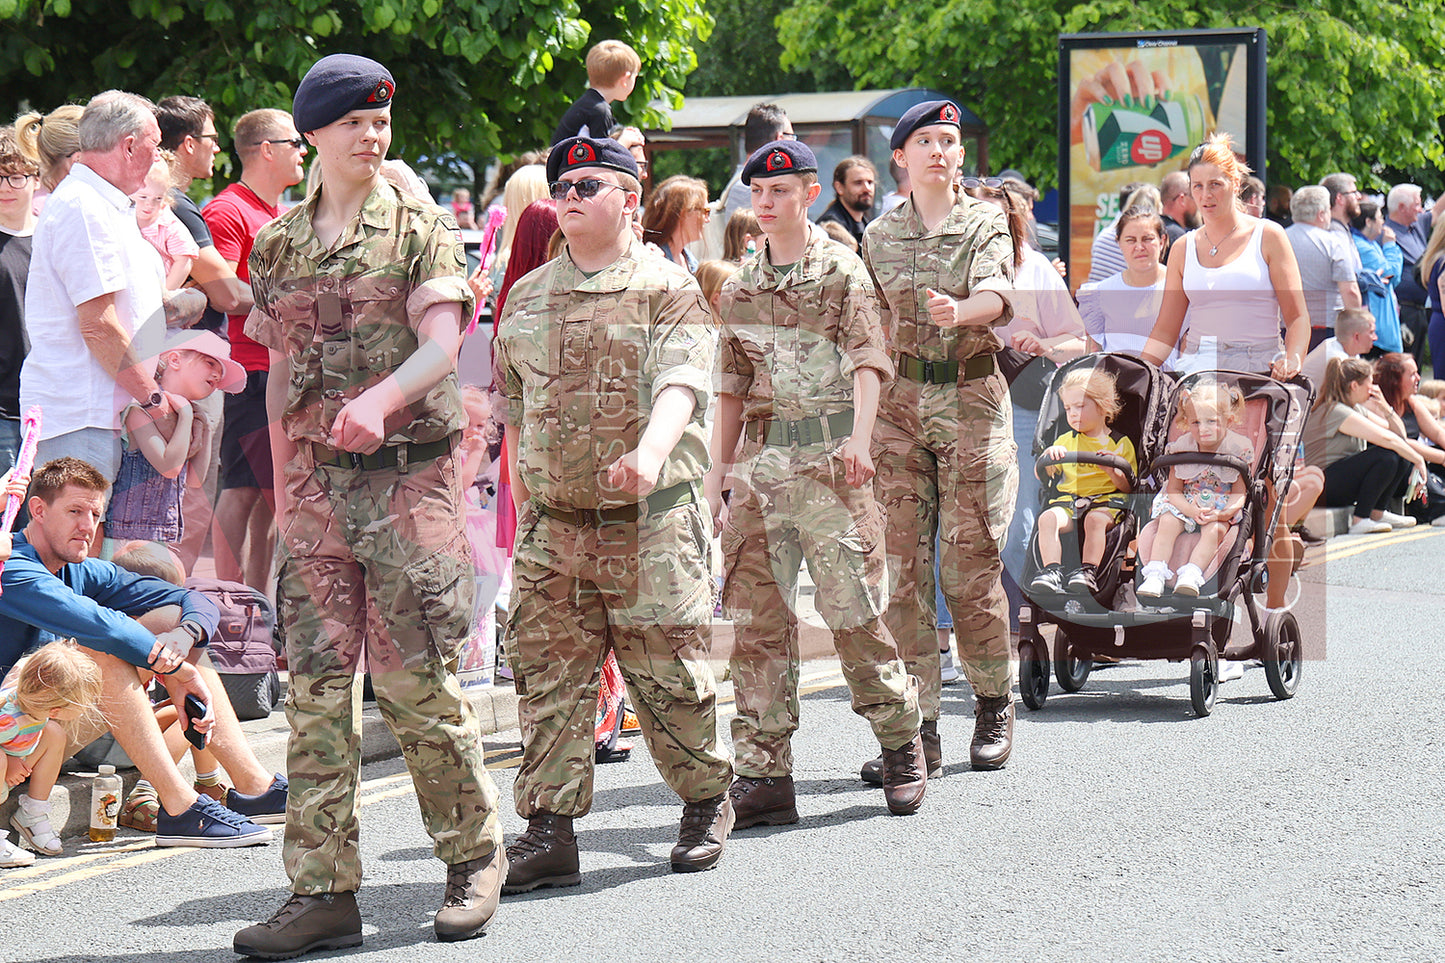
[[776, 0, 1445, 189], [687, 0, 842, 97], [0, 0, 711, 181]]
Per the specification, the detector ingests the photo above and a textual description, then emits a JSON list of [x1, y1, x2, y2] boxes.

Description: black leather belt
[[310, 435, 455, 471], [534, 481, 695, 526], [896, 352, 995, 384], [745, 410, 854, 446]]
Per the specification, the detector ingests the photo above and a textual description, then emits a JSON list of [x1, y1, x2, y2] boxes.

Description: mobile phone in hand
[[183, 694, 208, 750]]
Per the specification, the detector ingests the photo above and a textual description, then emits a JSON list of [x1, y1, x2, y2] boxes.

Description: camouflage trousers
[[874, 370, 1019, 715], [276, 452, 502, 895], [508, 499, 731, 818], [722, 439, 920, 777]]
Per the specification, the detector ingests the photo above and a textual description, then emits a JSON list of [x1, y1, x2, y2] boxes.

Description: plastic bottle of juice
[[90, 764, 122, 842]]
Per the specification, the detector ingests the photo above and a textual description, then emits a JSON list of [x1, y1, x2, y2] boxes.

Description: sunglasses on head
[[960, 176, 1003, 190], [549, 178, 622, 201]]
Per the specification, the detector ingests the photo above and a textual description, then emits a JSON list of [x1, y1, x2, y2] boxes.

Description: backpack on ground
[[184, 577, 282, 720]]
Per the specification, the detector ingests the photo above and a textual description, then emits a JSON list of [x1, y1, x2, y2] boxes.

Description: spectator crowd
[[0, 36, 1442, 961]]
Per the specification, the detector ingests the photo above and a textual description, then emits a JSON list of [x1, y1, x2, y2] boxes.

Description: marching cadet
[[493, 135, 733, 892], [706, 139, 926, 825], [860, 100, 1020, 783], [234, 54, 505, 958]]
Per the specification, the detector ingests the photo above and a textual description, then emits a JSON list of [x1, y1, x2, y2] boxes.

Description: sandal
[[11, 808, 63, 857], [0, 834, 34, 868], [119, 787, 160, 833], [193, 781, 231, 805]]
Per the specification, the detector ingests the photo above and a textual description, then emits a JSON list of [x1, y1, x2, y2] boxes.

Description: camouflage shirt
[[493, 237, 714, 511], [719, 224, 893, 423], [244, 181, 473, 446], [861, 193, 1015, 363]]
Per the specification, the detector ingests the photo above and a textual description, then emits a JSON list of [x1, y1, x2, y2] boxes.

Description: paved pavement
[[2, 522, 1440, 963]]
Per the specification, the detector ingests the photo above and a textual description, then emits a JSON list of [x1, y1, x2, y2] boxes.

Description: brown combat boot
[[970, 694, 1014, 770], [502, 814, 581, 894], [434, 847, 506, 942], [728, 775, 799, 829], [670, 794, 733, 872], [861, 719, 942, 785], [233, 892, 363, 960], [880, 732, 928, 815]]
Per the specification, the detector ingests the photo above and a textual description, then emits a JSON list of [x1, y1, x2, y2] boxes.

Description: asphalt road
[[3, 526, 1442, 963]]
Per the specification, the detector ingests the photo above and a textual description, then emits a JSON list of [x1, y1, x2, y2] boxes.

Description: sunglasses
[[960, 176, 1003, 190], [549, 178, 623, 201], [261, 137, 305, 149]]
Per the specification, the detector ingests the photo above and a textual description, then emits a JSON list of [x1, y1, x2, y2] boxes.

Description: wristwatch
[[139, 390, 164, 410], [180, 620, 209, 645]]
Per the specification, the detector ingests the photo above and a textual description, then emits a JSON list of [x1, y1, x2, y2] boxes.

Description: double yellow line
[[0, 667, 847, 902], [1313, 525, 1444, 564]]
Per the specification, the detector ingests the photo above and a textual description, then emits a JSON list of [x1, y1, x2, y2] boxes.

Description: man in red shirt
[[203, 108, 307, 589]]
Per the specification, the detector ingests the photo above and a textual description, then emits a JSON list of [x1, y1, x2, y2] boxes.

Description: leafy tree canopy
[[0, 0, 712, 187], [776, 0, 1445, 190]]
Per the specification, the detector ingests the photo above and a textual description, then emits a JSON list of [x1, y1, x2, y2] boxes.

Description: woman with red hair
[[490, 199, 560, 550]]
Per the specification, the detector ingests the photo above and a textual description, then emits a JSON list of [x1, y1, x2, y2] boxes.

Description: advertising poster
[[1058, 28, 1266, 290]]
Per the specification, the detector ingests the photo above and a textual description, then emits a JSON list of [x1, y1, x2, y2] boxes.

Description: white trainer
[[1377, 510, 1417, 530]]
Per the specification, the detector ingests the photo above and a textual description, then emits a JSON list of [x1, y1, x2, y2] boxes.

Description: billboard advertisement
[[1058, 28, 1266, 290]]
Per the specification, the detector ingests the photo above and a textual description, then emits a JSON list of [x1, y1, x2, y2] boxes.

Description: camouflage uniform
[[246, 183, 502, 895], [718, 225, 920, 777], [862, 194, 1018, 716], [493, 237, 731, 818]]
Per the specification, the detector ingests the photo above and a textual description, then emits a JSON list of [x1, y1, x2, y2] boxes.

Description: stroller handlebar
[[1148, 451, 1255, 481], [1034, 450, 1137, 489]]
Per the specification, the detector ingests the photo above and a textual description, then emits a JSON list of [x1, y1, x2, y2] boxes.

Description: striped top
[[0, 689, 44, 757]]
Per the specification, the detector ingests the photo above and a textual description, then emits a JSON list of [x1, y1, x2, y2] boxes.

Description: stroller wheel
[[1052, 627, 1092, 693], [1262, 610, 1303, 700], [1018, 639, 1049, 710], [1188, 642, 1218, 717]]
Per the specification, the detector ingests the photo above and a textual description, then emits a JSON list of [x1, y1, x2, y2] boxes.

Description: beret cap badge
[[367, 79, 394, 104], [767, 150, 792, 171], [567, 142, 596, 165]]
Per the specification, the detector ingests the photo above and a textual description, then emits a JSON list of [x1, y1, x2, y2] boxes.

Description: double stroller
[[1015, 353, 1312, 716]]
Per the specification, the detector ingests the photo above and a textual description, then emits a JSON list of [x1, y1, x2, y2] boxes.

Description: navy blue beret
[[293, 54, 395, 134], [547, 135, 639, 182], [741, 139, 817, 185], [890, 100, 963, 151]]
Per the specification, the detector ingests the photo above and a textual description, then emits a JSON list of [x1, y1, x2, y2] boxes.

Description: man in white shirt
[[1285, 185, 1361, 350], [22, 90, 203, 481]]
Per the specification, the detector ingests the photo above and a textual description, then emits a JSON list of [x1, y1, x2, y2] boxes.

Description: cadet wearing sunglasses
[[547, 177, 623, 201], [494, 135, 734, 892]]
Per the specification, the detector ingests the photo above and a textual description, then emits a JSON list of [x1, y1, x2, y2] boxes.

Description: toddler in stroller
[[1029, 368, 1138, 597], [1137, 379, 1254, 598]]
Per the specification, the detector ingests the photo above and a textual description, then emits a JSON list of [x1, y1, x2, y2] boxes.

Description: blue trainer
[[156, 796, 272, 848], [227, 774, 288, 825]]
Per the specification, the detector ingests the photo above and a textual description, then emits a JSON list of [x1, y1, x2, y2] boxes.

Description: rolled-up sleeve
[[406, 211, 474, 329], [838, 266, 894, 380], [649, 284, 716, 412], [717, 283, 754, 398]]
